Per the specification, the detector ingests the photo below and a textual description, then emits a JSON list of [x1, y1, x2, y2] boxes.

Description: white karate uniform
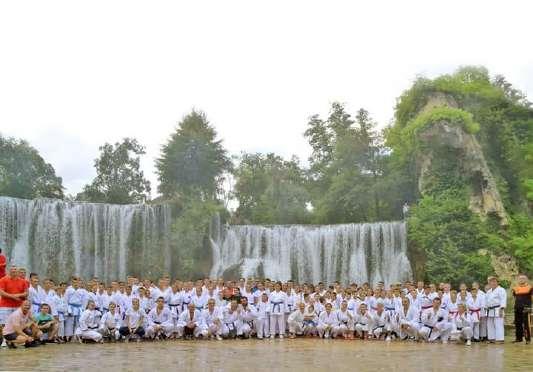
[[65, 287, 86, 337], [221, 308, 240, 338], [177, 309, 207, 338], [237, 306, 256, 337], [202, 307, 223, 337], [335, 309, 354, 335], [370, 311, 389, 338], [77, 309, 103, 342], [485, 286, 506, 341], [146, 307, 175, 338], [451, 312, 473, 342], [269, 291, 287, 336], [99, 310, 122, 340], [168, 290, 182, 321], [253, 301, 270, 338], [28, 285, 46, 315], [467, 295, 484, 340], [395, 305, 420, 339], [354, 311, 373, 337], [287, 309, 305, 335], [317, 310, 339, 338], [418, 308, 452, 342], [302, 309, 318, 335]]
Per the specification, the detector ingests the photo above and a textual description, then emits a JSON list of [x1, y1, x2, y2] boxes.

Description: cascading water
[[210, 216, 412, 286], [0, 196, 171, 281]]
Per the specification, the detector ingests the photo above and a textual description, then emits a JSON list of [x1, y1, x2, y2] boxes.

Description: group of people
[[0, 262, 531, 349]]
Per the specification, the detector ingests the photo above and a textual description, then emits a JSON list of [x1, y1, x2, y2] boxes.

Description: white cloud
[[1, 0, 532, 196]]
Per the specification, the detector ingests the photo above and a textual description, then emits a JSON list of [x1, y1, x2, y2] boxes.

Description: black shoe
[[7, 341, 17, 349], [526, 340, 530, 345]]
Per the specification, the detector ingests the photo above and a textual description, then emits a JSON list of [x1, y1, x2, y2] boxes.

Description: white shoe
[[216, 335, 222, 341], [279, 335, 284, 339], [466, 340, 471, 346], [270, 335, 275, 339], [442, 340, 448, 344], [257, 336, 263, 339], [1, 340, 7, 348], [385, 336, 391, 342]]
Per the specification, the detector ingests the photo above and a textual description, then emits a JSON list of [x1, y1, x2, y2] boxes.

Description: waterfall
[[0, 196, 171, 281], [210, 221, 412, 286]]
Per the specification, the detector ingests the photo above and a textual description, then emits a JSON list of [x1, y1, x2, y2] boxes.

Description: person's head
[[274, 281, 282, 292], [450, 289, 457, 301], [230, 300, 238, 311], [471, 287, 478, 297], [156, 296, 165, 309], [458, 303, 466, 314], [18, 267, 27, 278], [518, 274, 528, 285], [359, 303, 367, 313], [240, 296, 248, 307], [71, 276, 80, 288], [472, 282, 480, 290], [432, 297, 441, 310], [132, 298, 140, 310], [109, 302, 116, 313], [208, 298, 216, 310], [188, 302, 196, 312], [261, 293, 268, 303], [325, 302, 332, 313], [402, 297, 410, 307], [417, 281, 424, 290], [341, 300, 348, 311], [86, 299, 96, 310], [40, 303, 50, 314], [298, 302, 305, 312], [9, 266, 18, 278], [376, 302, 384, 313], [21, 300, 31, 314], [489, 276, 498, 289]]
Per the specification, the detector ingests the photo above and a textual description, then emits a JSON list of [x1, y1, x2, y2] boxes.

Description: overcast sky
[[1, 0, 532, 197]]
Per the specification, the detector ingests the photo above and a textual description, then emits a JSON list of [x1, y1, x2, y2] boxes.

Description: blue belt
[[196, 306, 203, 311], [271, 301, 283, 313], [385, 307, 395, 311], [69, 303, 82, 308]]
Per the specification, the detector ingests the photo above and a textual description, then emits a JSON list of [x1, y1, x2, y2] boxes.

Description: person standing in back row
[[512, 274, 533, 344]]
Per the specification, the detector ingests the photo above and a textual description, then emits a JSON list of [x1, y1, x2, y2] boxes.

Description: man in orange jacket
[[512, 274, 533, 344]]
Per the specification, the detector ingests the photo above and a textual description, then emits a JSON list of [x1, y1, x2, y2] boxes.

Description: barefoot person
[[77, 299, 103, 343], [485, 277, 506, 344]]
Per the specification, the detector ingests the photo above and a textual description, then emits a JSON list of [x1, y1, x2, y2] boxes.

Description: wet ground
[[0, 339, 532, 372]]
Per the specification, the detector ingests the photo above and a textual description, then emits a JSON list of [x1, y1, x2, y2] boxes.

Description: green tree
[[77, 138, 151, 204], [233, 152, 310, 224], [156, 110, 231, 200], [0, 134, 64, 199], [305, 104, 396, 223]]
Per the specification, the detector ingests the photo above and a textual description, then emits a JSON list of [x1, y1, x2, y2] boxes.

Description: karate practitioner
[[485, 277, 506, 343], [418, 298, 452, 343], [146, 297, 174, 340], [177, 302, 207, 339], [76, 300, 103, 343]]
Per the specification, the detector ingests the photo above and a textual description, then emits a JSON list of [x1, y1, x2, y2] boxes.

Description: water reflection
[[0, 339, 530, 371]]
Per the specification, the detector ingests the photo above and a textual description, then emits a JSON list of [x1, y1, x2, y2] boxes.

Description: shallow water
[[0, 339, 532, 372]]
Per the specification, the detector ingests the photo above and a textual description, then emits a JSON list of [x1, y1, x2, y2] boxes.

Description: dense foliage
[[156, 110, 232, 201], [387, 66, 533, 283], [232, 153, 310, 224], [77, 138, 151, 204], [0, 134, 64, 199]]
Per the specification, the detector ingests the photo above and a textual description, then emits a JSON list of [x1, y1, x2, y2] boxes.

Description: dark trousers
[[119, 326, 145, 338], [515, 308, 531, 341]]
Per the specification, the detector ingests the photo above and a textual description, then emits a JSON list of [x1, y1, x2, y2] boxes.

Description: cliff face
[[416, 95, 509, 226]]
